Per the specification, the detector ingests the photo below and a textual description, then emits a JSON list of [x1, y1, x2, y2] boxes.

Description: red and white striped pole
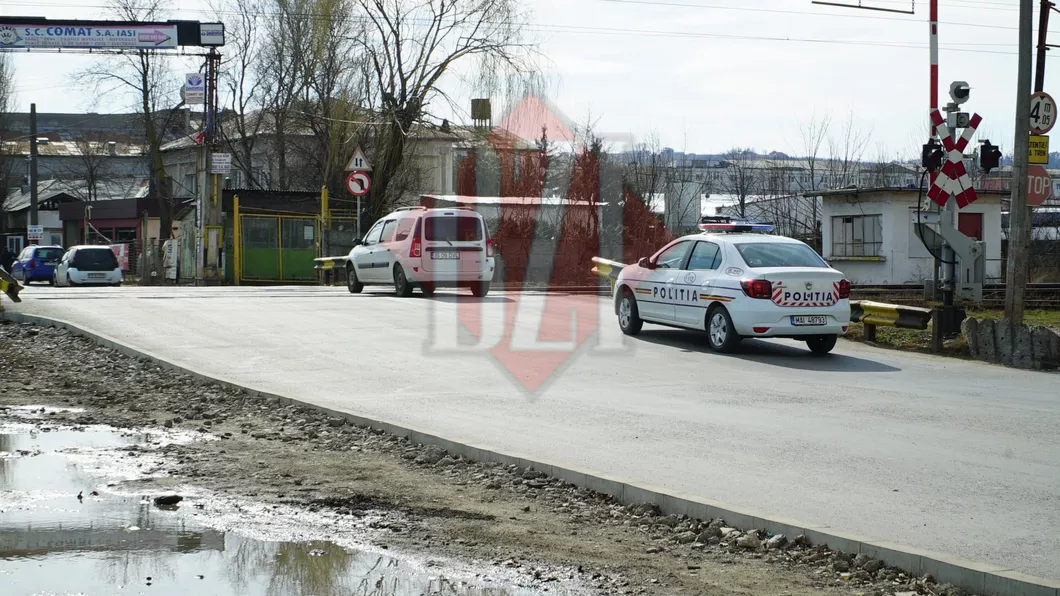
[[929, 0, 939, 187]]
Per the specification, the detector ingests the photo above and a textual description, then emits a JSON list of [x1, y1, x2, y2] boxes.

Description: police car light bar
[[698, 216, 774, 233]]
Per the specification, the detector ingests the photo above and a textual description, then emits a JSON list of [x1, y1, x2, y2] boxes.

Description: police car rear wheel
[[618, 292, 642, 335], [806, 334, 837, 355], [707, 306, 740, 353]]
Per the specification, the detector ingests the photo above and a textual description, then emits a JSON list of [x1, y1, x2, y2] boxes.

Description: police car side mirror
[[352, 238, 362, 246], [638, 257, 654, 269]]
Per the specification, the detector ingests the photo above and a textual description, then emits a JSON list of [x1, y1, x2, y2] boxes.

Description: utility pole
[[1035, 0, 1054, 93], [1005, 0, 1035, 324], [29, 103, 38, 227]]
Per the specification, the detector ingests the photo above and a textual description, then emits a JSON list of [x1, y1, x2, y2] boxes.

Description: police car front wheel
[[706, 305, 741, 353], [618, 291, 643, 335]]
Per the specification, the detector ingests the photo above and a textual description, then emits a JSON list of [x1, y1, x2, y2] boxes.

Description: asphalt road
[[6, 284, 1059, 579]]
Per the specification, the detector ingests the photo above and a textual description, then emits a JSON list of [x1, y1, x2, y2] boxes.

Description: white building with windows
[[815, 187, 1006, 285]]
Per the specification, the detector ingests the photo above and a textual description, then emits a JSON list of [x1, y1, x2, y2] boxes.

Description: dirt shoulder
[[0, 321, 966, 596]]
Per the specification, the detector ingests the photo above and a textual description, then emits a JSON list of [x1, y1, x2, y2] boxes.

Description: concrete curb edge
[[3, 310, 1056, 596]]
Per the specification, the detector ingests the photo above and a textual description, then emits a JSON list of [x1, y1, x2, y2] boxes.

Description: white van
[[345, 207, 496, 297]]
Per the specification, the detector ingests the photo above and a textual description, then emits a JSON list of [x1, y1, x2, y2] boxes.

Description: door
[[374, 219, 400, 279], [55, 249, 72, 285], [675, 240, 723, 327], [354, 220, 386, 281], [11, 248, 28, 280], [957, 212, 983, 241], [636, 240, 692, 322], [420, 213, 487, 277]]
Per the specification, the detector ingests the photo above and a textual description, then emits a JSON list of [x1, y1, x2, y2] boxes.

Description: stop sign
[[1027, 165, 1053, 207]]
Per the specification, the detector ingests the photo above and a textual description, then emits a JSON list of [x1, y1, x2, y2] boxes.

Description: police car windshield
[[734, 242, 828, 268]]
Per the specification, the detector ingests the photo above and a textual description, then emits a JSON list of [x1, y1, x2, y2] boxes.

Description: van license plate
[[88, 273, 105, 279], [791, 316, 826, 326], [431, 252, 459, 260]]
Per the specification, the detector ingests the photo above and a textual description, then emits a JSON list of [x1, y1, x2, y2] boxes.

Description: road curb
[[3, 310, 1057, 596]]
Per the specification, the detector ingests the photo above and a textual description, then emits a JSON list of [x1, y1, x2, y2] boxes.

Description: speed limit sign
[[1030, 91, 1056, 134]]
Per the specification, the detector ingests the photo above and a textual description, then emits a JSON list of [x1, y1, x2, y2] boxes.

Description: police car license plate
[[88, 273, 106, 279], [431, 252, 459, 260], [791, 315, 826, 326]]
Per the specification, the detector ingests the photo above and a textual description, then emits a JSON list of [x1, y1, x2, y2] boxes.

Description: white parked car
[[611, 217, 851, 354], [346, 207, 496, 297], [52, 245, 123, 287]]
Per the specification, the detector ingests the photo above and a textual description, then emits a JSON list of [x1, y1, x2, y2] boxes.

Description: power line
[[597, 0, 1026, 32]]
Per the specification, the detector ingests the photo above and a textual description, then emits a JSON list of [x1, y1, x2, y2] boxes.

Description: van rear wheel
[[393, 264, 413, 297], [471, 281, 490, 297]]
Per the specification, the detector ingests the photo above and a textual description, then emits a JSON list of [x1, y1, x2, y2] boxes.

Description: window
[[831, 214, 883, 257], [35, 247, 64, 260], [394, 217, 416, 242], [686, 241, 721, 270], [71, 247, 118, 271], [424, 216, 482, 242], [379, 220, 398, 243], [363, 221, 384, 245], [734, 242, 828, 268], [654, 241, 691, 269]]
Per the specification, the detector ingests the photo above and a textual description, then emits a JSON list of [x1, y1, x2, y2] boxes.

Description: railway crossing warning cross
[[927, 108, 982, 208]]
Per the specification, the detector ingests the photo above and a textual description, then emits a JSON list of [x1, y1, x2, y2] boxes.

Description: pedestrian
[[0, 245, 13, 273]]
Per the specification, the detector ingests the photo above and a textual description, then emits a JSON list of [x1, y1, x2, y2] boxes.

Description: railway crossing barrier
[[590, 257, 625, 296], [314, 256, 349, 285], [0, 268, 23, 312], [849, 300, 935, 344]]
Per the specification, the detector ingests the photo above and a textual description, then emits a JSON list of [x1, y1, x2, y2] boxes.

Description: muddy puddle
[[0, 407, 584, 595]]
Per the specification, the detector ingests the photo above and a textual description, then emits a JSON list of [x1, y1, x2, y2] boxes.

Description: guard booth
[[224, 189, 324, 284]]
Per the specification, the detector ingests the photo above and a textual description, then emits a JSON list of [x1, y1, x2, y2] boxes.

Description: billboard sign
[[0, 23, 179, 50], [199, 23, 224, 46]]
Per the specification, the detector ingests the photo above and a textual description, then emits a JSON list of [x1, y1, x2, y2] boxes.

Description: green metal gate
[[240, 215, 317, 282]]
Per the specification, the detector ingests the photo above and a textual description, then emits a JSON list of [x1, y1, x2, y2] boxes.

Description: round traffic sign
[[1028, 165, 1053, 207], [346, 171, 371, 196], [1030, 91, 1056, 134]]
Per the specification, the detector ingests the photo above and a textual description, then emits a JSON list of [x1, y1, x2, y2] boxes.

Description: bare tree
[[823, 111, 871, 189], [355, 0, 538, 219], [76, 0, 184, 242], [213, 0, 267, 189], [719, 147, 759, 217], [54, 132, 122, 203], [797, 110, 831, 194], [0, 52, 15, 232]]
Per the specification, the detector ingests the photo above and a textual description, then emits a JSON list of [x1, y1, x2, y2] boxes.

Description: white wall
[[821, 191, 1002, 285]]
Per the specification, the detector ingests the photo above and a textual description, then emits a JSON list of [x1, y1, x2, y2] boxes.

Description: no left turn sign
[[1030, 91, 1056, 134], [346, 171, 371, 196]]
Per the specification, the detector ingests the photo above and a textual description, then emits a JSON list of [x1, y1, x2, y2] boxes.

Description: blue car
[[11, 245, 65, 285]]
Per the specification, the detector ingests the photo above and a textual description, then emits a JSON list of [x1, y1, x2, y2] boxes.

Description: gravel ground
[[0, 320, 978, 596]]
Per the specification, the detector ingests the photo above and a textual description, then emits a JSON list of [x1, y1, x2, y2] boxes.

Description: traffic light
[[922, 138, 944, 172], [979, 139, 1002, 173]]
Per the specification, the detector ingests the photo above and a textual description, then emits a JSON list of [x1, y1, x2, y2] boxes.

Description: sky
[[0, 0, 1050, 160]]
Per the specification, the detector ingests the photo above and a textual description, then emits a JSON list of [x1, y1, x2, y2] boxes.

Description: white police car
[[610, 217, 851, 354]]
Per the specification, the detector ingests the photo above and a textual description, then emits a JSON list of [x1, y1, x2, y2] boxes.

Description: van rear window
[[423, 216, 483, 241]]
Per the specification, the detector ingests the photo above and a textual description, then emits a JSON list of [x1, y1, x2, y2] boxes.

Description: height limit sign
[[1030, 91, 1056, 134]]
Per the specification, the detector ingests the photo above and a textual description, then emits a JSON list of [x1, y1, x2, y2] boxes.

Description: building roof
[[2, 139, 148, 158], [2, 177, 149, 212], [422, 194, 608, 207], [809, 186, 1009, 198]]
